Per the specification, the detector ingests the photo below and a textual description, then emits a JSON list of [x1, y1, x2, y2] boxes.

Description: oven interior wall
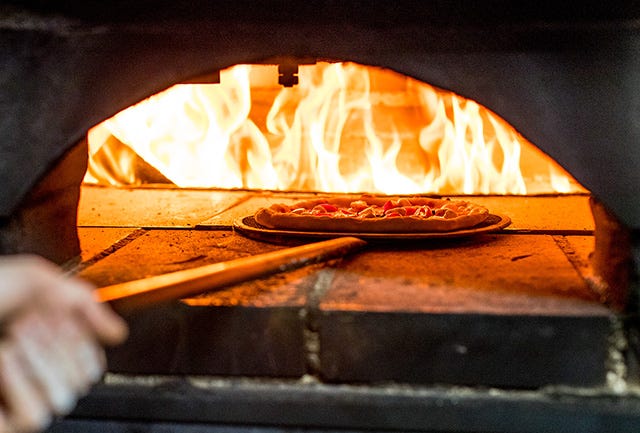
[[0, 140, 87, 264]]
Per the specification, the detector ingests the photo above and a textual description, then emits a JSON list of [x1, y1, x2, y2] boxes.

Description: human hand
[[0, 255, 128, 432]]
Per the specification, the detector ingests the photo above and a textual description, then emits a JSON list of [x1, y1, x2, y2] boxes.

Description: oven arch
[[2, 2, 639, 229]]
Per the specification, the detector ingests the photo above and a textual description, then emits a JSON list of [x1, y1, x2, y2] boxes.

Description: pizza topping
[[319, 203, 339, 212], [272, 198, 471, 220], [349, 200, 368, 212], [254, 195, 490, 233], [383, 200, 396, 212]]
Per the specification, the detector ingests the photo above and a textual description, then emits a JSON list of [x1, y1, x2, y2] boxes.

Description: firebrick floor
[[74, 186, 612, 389]]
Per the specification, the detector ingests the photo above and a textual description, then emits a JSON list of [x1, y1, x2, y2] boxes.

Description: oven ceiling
[[2, 1, 640, 227]]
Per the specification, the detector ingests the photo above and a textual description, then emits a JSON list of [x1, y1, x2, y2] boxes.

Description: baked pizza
[[254, 195, 489, 233]]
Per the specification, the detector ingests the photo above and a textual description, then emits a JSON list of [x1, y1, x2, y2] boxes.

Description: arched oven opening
[[2, 2, 640, 432]]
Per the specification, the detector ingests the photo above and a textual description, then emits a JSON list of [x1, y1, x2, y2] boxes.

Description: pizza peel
[[95, 236, 367, 314]]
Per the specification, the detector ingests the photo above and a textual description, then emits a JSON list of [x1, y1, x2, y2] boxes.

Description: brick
[[77, 227, 140, 262], [470, 195, 593, 233], [79, 230, 284, 287], [318, 234, 612, 387], [107, 303, 307, 377], [319, 311, 609, 387], [626, 318, 640, 385], [78, 186, 250, 228], [81, 230, 313, 377]]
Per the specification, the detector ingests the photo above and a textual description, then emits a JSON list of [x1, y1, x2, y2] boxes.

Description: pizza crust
[[254, 196, 489, 233]]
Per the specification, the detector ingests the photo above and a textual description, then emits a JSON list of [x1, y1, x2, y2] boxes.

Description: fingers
[[10, 314, 77, 416], [0, 254, 128, 433], [73, 291, 129, 347], [52, 318, 106, 387], [42, 270, 128, 347], [0, 310, 110, 433], [0, 343, 52, 433], [0, 255, 128, 347], [39, 276, 128, 347], [10, 311, 104, 402]]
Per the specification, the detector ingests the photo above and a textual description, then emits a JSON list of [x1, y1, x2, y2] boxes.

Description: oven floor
[[57, 186, 640, 432]]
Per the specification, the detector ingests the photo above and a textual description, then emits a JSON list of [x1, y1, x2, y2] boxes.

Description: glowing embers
[[85, 62, 584, 194]]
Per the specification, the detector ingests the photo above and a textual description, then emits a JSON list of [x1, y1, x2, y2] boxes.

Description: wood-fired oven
[[2, 1, 640, 432]]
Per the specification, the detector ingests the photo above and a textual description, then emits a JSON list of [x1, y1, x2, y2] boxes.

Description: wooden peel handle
[[95, 236, 366, 314]]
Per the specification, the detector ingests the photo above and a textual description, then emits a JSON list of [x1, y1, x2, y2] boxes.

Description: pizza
[[253, 195, 489, 233]]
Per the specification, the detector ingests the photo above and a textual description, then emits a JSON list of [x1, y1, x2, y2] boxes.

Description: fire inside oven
[[84, 61, 584, 195]]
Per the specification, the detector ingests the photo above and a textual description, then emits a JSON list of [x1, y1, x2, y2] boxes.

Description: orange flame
[[85, 62, 585, 194]]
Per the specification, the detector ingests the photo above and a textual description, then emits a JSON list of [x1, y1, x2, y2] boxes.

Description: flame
[[85, 62, 585, 194]]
